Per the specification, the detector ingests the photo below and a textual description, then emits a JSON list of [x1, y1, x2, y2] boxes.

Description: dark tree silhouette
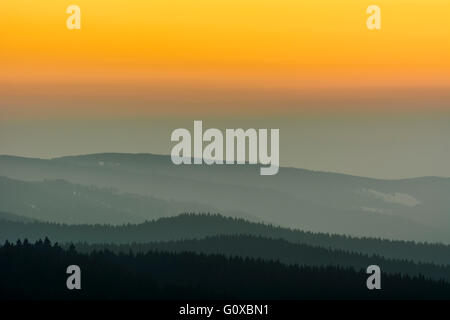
[[1, 239, 450, 300]]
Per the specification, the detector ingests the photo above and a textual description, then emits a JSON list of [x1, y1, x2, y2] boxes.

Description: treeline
[[70, 235, 450, 282], [1, 214, 450, 265], [1, 239, 450, 300]]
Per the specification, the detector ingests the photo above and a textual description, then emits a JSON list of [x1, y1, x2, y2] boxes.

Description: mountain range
[[0, 153, 449, 243]]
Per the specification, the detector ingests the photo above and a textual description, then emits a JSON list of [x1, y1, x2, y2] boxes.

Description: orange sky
[[2, 0, 450, 83], [1, 0, 450, 116]]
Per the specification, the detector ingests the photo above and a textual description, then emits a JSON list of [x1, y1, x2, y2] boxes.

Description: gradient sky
[[1, 0, 449, 178]]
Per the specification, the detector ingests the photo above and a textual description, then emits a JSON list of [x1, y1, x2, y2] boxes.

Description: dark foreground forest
[[1, 239, 449, 300]]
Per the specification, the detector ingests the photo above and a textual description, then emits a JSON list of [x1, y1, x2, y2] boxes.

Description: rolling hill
[[0, 176, 251, 225], [1, 213, 450, 266], [71, 235, 450, 282], [0, 153, 449, 242]]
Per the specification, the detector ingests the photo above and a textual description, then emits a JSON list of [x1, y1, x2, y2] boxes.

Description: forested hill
[[2, 153, 450, 243], [1, 240, 450, 300], [71, 235, 450, 282], [1, 213, 450, 265]]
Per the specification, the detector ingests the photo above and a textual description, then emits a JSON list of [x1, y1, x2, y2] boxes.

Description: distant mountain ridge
[[1, 153, 449, 242], [0, 176, 252, 225]]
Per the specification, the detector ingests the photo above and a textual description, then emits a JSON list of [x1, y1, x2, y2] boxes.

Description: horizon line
[[0, 151, 449, 181]]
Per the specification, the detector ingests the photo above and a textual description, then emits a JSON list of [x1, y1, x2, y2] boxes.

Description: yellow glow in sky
[[1, 0, 449, 88]]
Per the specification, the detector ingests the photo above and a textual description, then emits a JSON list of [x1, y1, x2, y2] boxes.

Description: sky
[[1, 0, 450, 178]]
